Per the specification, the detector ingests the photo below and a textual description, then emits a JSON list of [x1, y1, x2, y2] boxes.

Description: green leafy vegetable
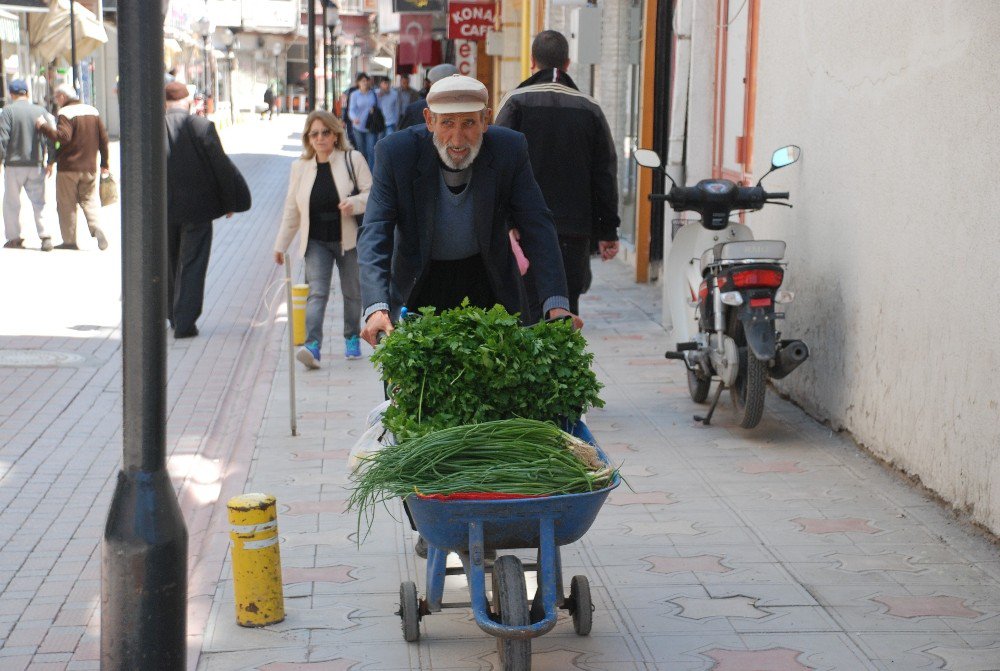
[[371, 302, 604, 439]]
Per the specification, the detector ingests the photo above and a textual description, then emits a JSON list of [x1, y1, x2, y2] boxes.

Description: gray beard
[[433, 134, 483, 170]]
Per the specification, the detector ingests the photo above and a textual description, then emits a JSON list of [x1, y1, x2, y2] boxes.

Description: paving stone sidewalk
[[199, 249, 999, 668], [1, 113, 997, 671]]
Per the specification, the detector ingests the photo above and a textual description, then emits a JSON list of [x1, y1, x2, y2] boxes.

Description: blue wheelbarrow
[[396, 422, 619, 670]]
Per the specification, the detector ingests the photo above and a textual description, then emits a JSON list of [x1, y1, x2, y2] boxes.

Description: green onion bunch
[[347, 419, 617, 533]]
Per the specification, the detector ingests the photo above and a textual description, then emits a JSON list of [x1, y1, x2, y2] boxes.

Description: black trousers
[[167, 219, 213, 333], [524, 234, 590, 322], [409, 255, 497, 314]]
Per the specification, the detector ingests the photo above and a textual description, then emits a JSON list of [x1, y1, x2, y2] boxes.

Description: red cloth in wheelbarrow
[[415, 492, 546, 501]]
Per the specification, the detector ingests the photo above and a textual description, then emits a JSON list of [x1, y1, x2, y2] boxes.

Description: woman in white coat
[[274, 110, 373, 367]]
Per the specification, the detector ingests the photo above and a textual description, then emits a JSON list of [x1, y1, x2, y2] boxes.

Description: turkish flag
[[398, 14, 433, 65]]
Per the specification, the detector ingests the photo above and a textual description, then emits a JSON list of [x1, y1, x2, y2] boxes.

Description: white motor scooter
[[635, 146, 809, 428]]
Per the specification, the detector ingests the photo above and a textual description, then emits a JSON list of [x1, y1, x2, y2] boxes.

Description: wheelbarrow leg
[[424, 544, 448, 613], [531, 542, 564, 622]]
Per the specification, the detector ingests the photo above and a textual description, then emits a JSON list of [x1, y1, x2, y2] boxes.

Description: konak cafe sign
[[447, 0, 495, 41]]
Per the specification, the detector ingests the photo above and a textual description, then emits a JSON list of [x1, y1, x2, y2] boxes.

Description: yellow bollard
[[228, 493, 285, 627], [291, 284, 309, 346]]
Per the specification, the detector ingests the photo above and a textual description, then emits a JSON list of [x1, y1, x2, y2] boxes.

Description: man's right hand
[[361, 310, 393, 347], [274, 252, 284, 265]]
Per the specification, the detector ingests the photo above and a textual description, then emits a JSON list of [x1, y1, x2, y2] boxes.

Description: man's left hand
[[598, 240, 619, 261], [547, 308, 584, 330]]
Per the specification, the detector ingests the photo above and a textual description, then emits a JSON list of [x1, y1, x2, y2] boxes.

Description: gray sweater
[[0, 99, 55, 168]]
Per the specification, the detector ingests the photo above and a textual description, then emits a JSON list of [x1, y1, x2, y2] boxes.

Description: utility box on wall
[[569, 6, 602, 65]]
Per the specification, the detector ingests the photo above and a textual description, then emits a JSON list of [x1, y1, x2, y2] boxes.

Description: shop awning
[[0, 9, 19, 43], [28, 0, 108, 64]]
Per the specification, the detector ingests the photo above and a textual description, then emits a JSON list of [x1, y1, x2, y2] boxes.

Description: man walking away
[[394, 74, 418, 121], [0, 79, 55, 250], [36, 83, 111, 251], [164, 81, 251, 338], [397, 63, 457, 130], [494, 30, 620, 319], [264, 85, 276, 120], [376, 76, 399, 138]]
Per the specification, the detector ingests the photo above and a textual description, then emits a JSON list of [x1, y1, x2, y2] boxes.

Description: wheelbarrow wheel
[[569, 575, 593, 635], [492, 555, 531, 670], [399, 581, 421, 642]]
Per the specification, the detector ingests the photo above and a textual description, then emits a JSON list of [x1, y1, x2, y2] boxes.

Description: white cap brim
[[427, 101, 486, 114]]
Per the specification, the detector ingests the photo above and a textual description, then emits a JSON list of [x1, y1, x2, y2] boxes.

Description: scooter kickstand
[[694, 382, 726, 426]]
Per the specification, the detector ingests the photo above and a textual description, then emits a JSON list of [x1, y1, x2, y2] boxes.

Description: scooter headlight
[[775, 290, 795, 304], [720, 291, 744, 306]]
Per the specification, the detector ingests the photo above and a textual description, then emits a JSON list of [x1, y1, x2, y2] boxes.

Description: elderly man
[[0, 79, 55, 250], [358, 74, 579, 347], [37, 83, 110, 250], [164, 81, 250, 338]]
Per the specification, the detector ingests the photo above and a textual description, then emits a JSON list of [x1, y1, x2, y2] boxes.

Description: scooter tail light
[[750, 297, 772, 308], [731, 269, 784, 288], [698, 281, 709, 302], [775, 290, 795, 304], [720, 291, 744, 306]]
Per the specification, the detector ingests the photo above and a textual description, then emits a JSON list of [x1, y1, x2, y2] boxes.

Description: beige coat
[[274, 150, 372, 257]]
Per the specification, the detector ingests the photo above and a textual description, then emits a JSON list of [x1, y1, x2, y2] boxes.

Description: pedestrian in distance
[[340, 81, 358, 150], [375, 76, 399, 140], [36, 82, 111, 251], [0, 79, 56, 251], [263, 85, 276, 120], [394, 73, 419, 119], [347, 73, 378, 169], [494, 30, 620, 320], [397, 63, 457, 131], [357, 73, 581, 347], [274, 110, 372, 368], [164, 81, 251, 339]]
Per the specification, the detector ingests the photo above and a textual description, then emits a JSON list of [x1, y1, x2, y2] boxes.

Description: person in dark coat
[[397, 63, 457, 130], [494, 30, 620, 319], [357, 74, 579, 346], [164, 81, 251, 338]]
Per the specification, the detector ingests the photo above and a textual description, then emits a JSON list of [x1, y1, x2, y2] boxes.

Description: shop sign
[[393, 0, 446, 13], [447, 1, 494, 41], [454, 39, 477, 76]]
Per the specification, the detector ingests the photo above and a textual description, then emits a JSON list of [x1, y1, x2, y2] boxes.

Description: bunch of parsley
[[371, 303, 604, 440]]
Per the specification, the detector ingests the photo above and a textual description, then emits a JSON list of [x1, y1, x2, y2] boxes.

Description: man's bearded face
[[425, 110, 489, 170]]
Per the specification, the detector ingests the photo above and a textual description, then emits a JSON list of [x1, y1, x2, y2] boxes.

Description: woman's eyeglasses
[[308, 129, 334, 139]]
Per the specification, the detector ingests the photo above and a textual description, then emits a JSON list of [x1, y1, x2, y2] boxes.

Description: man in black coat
[[494, 30, 619, 319], [164, 81, 250, 338], [358, 74, 579, 345]]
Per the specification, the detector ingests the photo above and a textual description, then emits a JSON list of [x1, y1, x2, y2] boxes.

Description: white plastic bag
[[349, 402, 395, 472]]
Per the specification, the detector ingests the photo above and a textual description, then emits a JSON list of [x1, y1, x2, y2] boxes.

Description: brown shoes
[[3, 239, 24, 249]]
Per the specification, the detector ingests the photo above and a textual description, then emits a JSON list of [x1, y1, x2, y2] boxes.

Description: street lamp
[[272, 41, 282, 103], [324, 4, 339, 110], [221, 29, 235, 125], [192, 16, 212, 96]]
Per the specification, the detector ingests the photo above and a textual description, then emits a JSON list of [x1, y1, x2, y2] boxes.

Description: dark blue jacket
[[358, 125, 567, 320]]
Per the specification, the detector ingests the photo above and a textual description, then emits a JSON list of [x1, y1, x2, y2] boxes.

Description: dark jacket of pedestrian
[[358, 125, 568, 321], [397, 98, 428, 131], [494, 68, 619, 242], [165, 108, 250, 224]]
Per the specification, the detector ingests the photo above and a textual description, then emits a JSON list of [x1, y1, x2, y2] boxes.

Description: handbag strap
[[344, 150, 359, 194]]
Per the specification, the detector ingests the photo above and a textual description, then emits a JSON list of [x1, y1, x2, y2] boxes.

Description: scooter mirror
[[771, 145, 801, 169], [633, 148, 662, 169]]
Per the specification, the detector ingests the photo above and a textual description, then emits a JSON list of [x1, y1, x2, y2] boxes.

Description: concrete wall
[[742, 2, 1000, 533]]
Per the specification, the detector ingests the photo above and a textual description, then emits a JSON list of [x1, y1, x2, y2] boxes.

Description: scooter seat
[[701, 240, 786, 271]]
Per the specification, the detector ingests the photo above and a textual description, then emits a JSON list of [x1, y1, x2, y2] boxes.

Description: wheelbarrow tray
[[406, 478, 617, 552]]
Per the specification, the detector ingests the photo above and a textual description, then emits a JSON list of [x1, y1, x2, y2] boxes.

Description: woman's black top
[[308, 161, 341, 242]]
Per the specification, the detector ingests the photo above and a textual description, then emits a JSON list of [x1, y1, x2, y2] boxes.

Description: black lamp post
[[324, 4, 339, 110], [221, 29, 235, 124], [193, 16, 212, 96]]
